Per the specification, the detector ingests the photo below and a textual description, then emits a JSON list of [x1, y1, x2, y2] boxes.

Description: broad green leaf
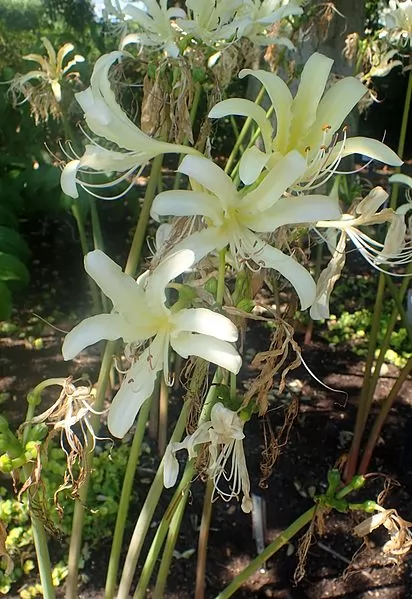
[[0, 252, 29, 290], [0, 282, 12, 321], [0, 226, 30, 262], [0, 205, 19, 229]]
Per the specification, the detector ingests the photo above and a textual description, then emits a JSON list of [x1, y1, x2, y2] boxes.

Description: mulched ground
[[2, 209, 412, 599]]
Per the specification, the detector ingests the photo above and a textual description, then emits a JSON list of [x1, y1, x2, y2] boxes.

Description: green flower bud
[[0, 454, 13, 473]]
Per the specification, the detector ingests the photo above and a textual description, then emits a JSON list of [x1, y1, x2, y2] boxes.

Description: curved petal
[[178, 155, 236, 205], [62, 313, 128, 360], [170, 308, 238, 342], [255, 242, 316, 310], [290, 53, 333, 146], [243, 151, 306, 212], [85, 250, 146, 319], [61, 160, 80, 198], [238, 146, 270, 185], [307, 77, 367, 149], [330, 137, 402, 166], [209, 99, 273, 153], [389, 173, 412, 187], [79, 144, 148, 172], [107, 351, 158, 438], [144, 249, 195, 307], [151, 189, 223, 225], [171, 332, 242, 374], [247, 194, 342, 232], [170, 227, 227, 264], [239, 69, 292, 154], [356, 186, 389, 216], [163, 444, 180, 488]]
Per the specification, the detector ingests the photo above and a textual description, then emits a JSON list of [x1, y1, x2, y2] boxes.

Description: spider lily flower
[[315, 185, 412, 283], [62, 249, 241, 438], [209, 52, 402, 187], [234, 0, 303, 48], [164, 402, 253, 513], [380, 0, 412, 46], [175, 0, 243, 45], [151, 151, 342, 311], [120, 1, 187, 57], [60, 51, 199, 199], [8, 37, 84, 123]]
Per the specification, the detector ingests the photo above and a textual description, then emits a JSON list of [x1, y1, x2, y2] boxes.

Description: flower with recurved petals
[[380, 0, 412, 47], [311, 185, 412, 319], [164, 402, 253, 513], [209, 52, 402, 187], [151, 151, 342, 311], [60, 51, 199, 199], [62, 249, 241, 438]]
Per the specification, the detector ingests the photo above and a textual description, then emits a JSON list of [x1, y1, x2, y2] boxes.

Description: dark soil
[[2, 208, 412, 599]]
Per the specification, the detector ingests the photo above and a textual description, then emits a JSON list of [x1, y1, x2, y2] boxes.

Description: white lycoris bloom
[[62, 249, 241, 438], [175, 0, 243, 45], [312, 185, 412, 319], [381, 0, 412, 46], [120, 1, 187, 57], [164, 402, 253, 513], [209, 53, 402, 187], [234, 0, 303, 48], [60, 51, 199, 199], [151, 151, 342, 311]]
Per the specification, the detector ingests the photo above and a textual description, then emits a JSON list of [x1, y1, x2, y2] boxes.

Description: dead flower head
[[354, 506, 412, 558]]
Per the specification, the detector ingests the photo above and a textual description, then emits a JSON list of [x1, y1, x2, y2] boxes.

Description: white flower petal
[[170, 228, 227, 264], [389, 173, 412, 187], [151, 190, 223, 225], [247, 194, 341, 232], [238, 146, 270, 185], [62, 313, 128, 360], [144, 249, 195, 308], [331, 137, 402, 166], [238, 68, 292, 154], [171, 332, 241, 374], [178, 155, 236, 203], [171, 308, 238, 342], [163, 444, 180, 488], [61, 160, 80, 199], [356, 186, 389, 216], [255, 242, 316, 310]]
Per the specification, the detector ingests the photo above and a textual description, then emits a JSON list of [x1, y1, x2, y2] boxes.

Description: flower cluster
[[380, 0, 412, 47]]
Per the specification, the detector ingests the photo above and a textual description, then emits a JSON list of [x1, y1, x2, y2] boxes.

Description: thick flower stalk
[[151, 151, 342, 311], [209, 52, 402, 187], [62, 249, 241, 438], [164, 402, 253, 513], [60, 51, 200, 199], [311, 185, 412, 319]]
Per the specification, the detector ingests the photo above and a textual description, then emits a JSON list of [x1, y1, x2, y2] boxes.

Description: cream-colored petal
[[310, 233, 346, 320], [62, 313, 129, 360], [171, 332, 242, 374], [329, 137, 402, 167], [177, 155, 236, 205], [389, 173, 412, 187], [238, 68, 292, 154], [169, 228, 227, 264], [255, 242, 316, 310], [356, 186, 389, 216], [170, 308, 238, 341], [61, 160, 80, 199], [238, 146, 270, 185], [209, 99, 273, 153], [151, 190, 223, 225], [144, 249, 195, 308]]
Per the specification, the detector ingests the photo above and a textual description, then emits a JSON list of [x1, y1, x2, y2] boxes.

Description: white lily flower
[[176, 0, 243, 45], [62, 249, 241, 438], [209, 53, 402, 187], [164, 402, 253, 513], [151, 151, 342, 311], [120, 1, 186, 57], [315, 186, 412, 278], [60, 51, 198, 199], [380, 0, 412, 46], [234, 0, 303, 48]]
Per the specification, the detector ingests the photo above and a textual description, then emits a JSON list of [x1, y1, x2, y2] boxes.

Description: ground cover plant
[[1, 1, 412, 598]]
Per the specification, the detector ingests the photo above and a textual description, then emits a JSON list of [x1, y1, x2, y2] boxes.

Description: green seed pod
[[0, 454, 13, 473]]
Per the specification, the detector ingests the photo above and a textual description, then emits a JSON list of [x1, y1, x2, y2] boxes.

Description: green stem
[[104, 396, 152, 599], [133, 462, 194, 599], [224, 86, 266, 176], [30, 510, 56, 599], [194, 477, 214, 599], [384, 274, 412, 339], [116, 402, 190, 599], [71, 203, 100, 314], [90, 200, 109, 312], [215, 507, 316, 599], [125, 154, 163, 277], [65, 342, 116, 599], [359, 355, 412, 474], [152, 476, 191, 599], [158, 376, 169, 455], [216, 248, 226, 305], [344, 273, 385, 482]]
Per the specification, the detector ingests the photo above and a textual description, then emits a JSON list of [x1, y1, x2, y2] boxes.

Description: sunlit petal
[[151, 190, 223, 225], [62, 313, 129, 360], [171, 308, 238, 342], [178, 155, 236, 203], [238, 146, 270, 185], [171, 332, 242, 374]]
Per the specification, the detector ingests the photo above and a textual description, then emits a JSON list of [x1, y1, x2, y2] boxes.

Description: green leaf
[[0, 252, 29, 290], [0, 282, 12, 321], [0, 226, 30, 262], [0, 205, 18, 229]]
